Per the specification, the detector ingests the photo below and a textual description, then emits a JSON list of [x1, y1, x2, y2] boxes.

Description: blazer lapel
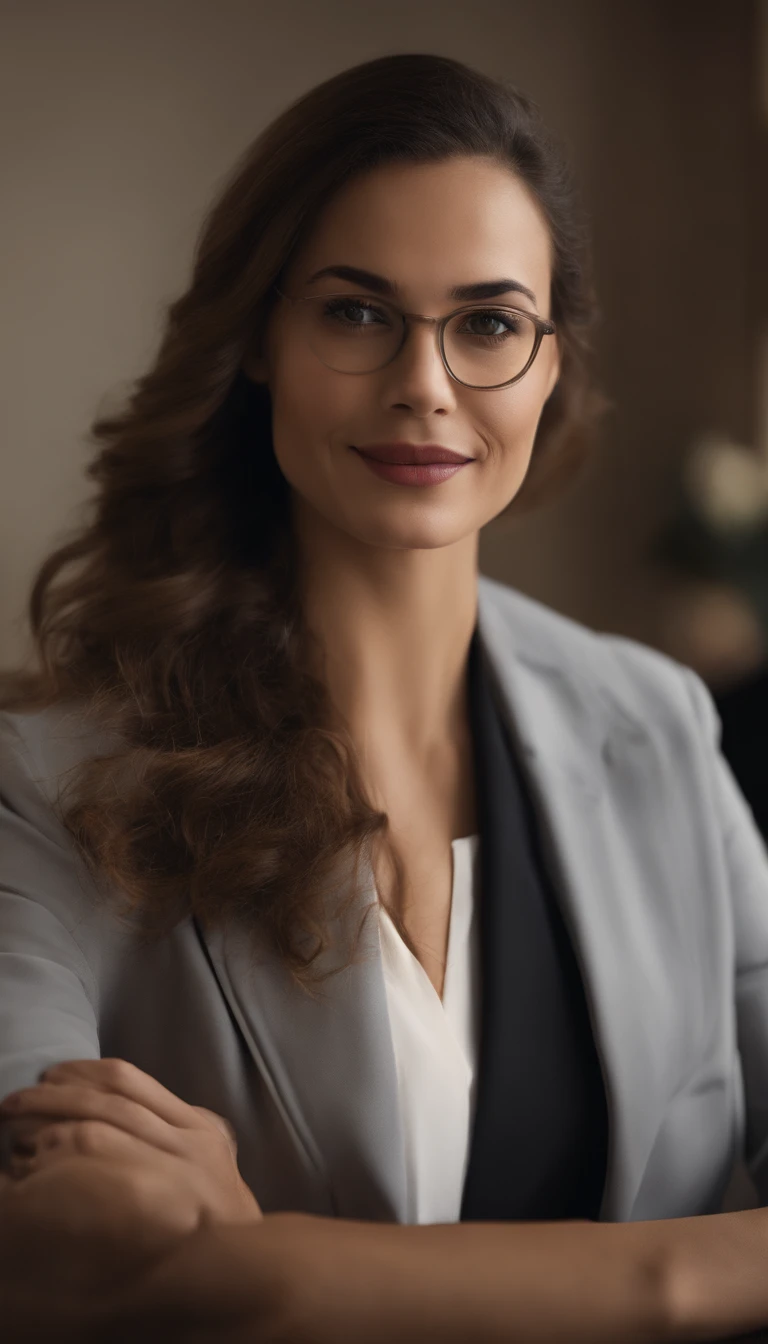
[[200, 851, 407, 1220], [474, 581, 674, 1221], [199, 577, 668, 1224]]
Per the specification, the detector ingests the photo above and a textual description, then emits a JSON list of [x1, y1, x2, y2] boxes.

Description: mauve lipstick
[[351, 440, 473, 487]]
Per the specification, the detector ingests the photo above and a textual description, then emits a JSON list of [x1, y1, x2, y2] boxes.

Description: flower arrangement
[[652, 431, 768, 638]]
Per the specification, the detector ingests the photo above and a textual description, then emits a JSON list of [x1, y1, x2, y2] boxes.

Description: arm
[[0, 713, 102, 1107], [5, 1167, 768, 1344], [0, 713, 105, 1198], [82, 1206, 768, 1343]]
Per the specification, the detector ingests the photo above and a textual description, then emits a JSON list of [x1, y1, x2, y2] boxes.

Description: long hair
[[0, 53, 608, 999]]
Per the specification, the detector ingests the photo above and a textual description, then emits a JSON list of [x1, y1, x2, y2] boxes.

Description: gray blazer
[[1, 573, 767, 1224]]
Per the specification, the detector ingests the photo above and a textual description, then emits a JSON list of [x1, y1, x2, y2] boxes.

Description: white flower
[[683, 434, 768, 532]]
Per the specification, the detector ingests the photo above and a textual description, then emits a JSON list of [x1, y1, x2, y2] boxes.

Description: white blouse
[[376, 834, 482, 1224]]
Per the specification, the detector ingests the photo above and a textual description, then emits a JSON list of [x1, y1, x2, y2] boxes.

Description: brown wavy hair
[[0, 53, 608, 1000]]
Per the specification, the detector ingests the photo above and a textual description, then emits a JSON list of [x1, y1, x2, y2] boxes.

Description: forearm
[[17, 1203, 768, 1344], [274, 1213, 682, 1344], [100, 1209, 679, 1344]]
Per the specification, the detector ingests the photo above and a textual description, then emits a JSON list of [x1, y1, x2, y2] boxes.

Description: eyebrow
[[305, 264, 538, 307]]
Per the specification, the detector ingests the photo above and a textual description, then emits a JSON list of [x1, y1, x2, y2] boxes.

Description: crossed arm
[[6, 1152, 768, 1344], [4, 1060, 768, 1342], [95, 1208, 679, 1344], [13, 1194, 768, 1344], [0, 1185, 672, 1344]]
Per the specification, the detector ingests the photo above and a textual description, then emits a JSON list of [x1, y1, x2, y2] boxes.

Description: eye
[[321, 298, 391, 328], [455, 309, 528, 341]]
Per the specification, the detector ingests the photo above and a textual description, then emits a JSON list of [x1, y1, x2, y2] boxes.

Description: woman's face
[[243, 155, 560, 554]]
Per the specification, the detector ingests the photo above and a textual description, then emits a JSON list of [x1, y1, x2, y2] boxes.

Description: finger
[[44, 1062, 240, 1149], [5, 1123, 224, 1231], [6, 1117, 178, 1179], [0, 1083, 188, 1160], [38, 1059, 217, 1135]]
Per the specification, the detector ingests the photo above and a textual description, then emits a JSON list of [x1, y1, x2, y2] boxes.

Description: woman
[[2, 50, 768, 1342]]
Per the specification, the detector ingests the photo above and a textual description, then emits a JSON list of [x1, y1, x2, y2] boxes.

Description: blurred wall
[[0, 0, 762, 665], [481, 0, 763, 651]]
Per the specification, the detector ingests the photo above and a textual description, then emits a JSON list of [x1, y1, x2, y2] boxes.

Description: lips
[[353, 453, 471, 488], [353, 443, 472, 465]]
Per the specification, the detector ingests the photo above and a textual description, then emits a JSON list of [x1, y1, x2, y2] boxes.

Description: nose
[[383, 317, 457, 410]]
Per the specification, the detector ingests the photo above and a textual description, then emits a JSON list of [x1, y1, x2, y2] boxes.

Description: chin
[[344, 514, 476, 551]]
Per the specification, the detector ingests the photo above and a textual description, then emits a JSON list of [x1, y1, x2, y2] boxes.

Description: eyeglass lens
[[299, 295, 540, 387]]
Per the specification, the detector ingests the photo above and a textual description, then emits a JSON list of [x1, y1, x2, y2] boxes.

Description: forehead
[[289, 157, 553, 302]]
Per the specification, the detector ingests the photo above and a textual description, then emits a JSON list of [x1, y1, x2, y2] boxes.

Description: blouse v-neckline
[[377, 834, 480, 1046]]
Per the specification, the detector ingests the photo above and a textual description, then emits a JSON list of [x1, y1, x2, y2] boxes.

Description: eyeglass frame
[[270, 285, 556, 391]]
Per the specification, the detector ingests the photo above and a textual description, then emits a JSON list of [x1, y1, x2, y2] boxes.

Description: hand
[[0, 1151, 199, 1339], [0, 1059, 265, 1338], [0, 1057, 263, 1231], [0, 1160, 299, 1344]]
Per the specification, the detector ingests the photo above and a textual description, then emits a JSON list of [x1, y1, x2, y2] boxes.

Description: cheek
[[483, 381, 548, 461], [273, 336, 361, 433], [268, 361, 364, 502]]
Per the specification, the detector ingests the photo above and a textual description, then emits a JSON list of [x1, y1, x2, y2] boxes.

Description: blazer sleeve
[[0, 713, 100, 1106], [681, 665, 768, 1202]]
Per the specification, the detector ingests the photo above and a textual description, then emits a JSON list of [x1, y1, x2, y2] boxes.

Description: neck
[[292, 498, 479, 765]]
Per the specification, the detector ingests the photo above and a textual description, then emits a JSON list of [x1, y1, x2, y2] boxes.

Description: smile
[[351, 449, 471, 487]]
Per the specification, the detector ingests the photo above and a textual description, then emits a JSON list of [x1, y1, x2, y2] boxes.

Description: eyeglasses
[[271, 286, 556, 390]]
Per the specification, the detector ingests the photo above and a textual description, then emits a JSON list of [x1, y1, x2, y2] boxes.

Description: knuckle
[[100, 1057, 136, 1088], [206, 1126, 237, 1162], [196, 1107, 237, 1144], [213, 1118, 237, 1147], [219, 1117, 237, 1144]]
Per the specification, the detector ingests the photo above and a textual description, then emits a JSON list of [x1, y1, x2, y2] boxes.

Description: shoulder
[[0, 702, 129, 997], [0, 700, 123, 831], [477, 574, 714, 741]]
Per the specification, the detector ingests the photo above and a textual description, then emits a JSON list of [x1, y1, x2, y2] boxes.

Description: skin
[[243, 154, 560, 793]]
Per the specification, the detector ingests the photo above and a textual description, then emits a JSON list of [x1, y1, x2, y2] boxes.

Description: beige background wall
[[0, 0, 763, 671]]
